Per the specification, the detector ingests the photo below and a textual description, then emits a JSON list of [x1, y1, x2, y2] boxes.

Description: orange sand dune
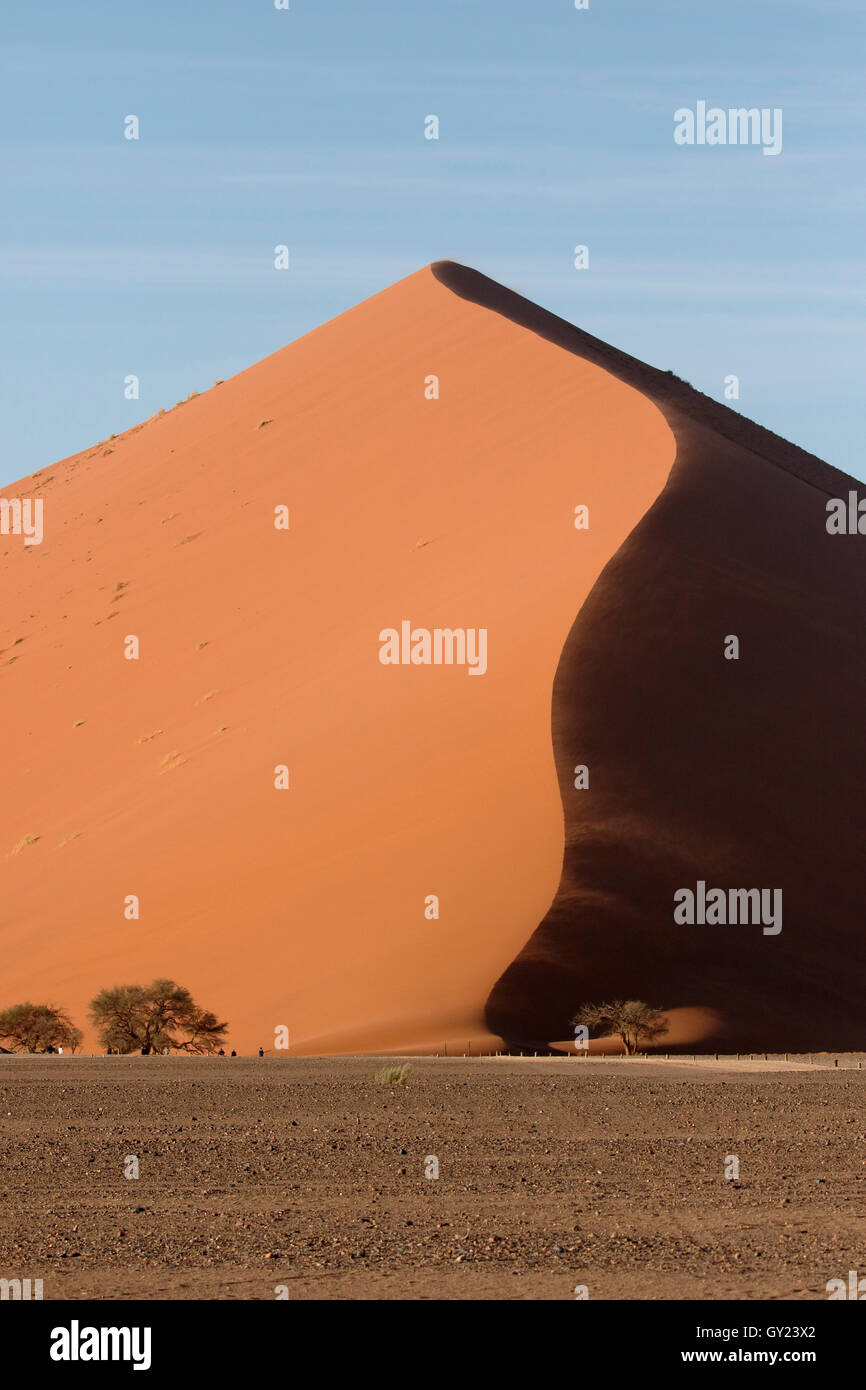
[[5, 262, 862, 1056], [0, 264, 675, 1054]]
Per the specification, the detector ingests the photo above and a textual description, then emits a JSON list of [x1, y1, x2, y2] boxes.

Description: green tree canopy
[[88, 979, 228, 1055], [0, 1003, 83, 1053]]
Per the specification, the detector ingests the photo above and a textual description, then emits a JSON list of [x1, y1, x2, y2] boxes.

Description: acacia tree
[[88, 979, 228, 1054], [0, 1003, 83, 1053], [571, 999, 668, 1056]]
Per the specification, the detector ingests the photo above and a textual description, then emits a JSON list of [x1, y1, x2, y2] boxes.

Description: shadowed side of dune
[[429, 264, 866, 1052]]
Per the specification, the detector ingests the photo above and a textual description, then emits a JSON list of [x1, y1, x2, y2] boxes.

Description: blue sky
[[2, 0, 864, 486]]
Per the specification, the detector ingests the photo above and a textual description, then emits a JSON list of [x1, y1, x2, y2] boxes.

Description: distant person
[[46, 1044, 55, 1054], [218, 1048, 225, 1056], [58, 1046, 63, 1055], [258, 1047, 264, 1058], [230, 1050, 237, 1057]]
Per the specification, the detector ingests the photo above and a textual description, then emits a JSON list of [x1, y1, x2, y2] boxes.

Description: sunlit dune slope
[[0, 263, 675, 1054]]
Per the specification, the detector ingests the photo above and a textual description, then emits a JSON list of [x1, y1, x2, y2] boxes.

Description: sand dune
[[2, 263, 860, 1054], [0, 263, 674, 1054]]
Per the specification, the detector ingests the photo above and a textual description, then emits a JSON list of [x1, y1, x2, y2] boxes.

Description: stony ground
[[0, 1054, 863, 1300]]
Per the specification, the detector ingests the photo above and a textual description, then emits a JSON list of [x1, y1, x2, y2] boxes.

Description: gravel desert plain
[[1, 1054, 864, 1301]]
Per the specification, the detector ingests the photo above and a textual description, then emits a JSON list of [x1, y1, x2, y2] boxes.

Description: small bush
[[375, 1062, 411, 1086]]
